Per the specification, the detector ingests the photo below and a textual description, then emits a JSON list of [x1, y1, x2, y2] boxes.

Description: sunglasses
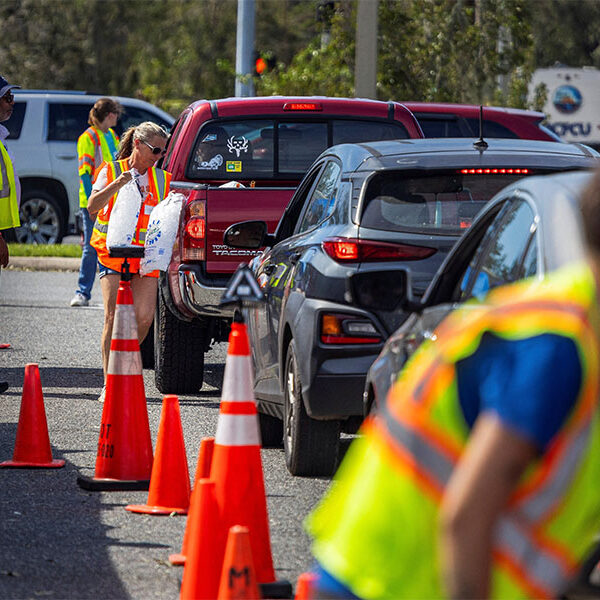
[[1, 91, 14, 103], [142, 140, 167, 156]]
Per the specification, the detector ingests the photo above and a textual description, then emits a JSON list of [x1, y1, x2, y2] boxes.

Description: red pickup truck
[[153, 96, 424, 393]]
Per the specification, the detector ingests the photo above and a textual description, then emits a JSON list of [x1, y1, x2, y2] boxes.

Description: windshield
[[361, 171, 529, 234]]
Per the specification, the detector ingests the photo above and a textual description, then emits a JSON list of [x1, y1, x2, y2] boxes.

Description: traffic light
[[254, 52, 276, 77]]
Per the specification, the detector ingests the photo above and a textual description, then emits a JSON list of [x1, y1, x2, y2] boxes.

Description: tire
[[10, 189, 64, 244], [283, 340, 340, 476], [154, 287, 207, 394], [258, 412, 283, 448], [140, 326, 154, 369]]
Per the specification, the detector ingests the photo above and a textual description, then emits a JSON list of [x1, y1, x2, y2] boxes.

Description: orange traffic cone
[[77, 278, 153, 491], [125, 395, 190, 515], [211, 320, 276, 585], [217, 525, 260, 600], [180, 479, 227, 600], [169, 436, 215, 565], [0, 364, 65, 468], [294, 572, 317, 600]]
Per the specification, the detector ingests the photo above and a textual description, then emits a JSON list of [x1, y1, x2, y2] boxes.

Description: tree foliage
[[0, 0, 598, 118]]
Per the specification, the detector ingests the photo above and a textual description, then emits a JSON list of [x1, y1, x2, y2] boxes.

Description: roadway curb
[[7, 256, 81, 272]]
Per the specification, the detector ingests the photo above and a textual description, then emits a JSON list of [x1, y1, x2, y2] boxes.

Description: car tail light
[[459, 168, 530, 174], [321, 313, 382, 344], [322, 238, 436, 263], [283, 102, 323, 111], [182, 200, 206, 261]]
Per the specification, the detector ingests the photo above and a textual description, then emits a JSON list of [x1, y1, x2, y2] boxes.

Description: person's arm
[[0, 231, 8, 267], [439, 413, 537, 599], [87, 169, 132, 217]]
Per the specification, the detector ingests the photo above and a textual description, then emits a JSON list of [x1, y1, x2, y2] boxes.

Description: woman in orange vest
[[88, 121, 171, 402]]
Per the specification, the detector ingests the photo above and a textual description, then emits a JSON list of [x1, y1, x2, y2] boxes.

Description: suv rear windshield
[[188, 118, 408, 180], [361, 171, 530, 234]]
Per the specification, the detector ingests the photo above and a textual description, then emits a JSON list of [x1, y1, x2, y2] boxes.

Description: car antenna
[[473, 105, 488, 151]]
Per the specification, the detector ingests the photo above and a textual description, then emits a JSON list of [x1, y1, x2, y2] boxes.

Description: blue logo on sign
[[553, 85, 582, 114]]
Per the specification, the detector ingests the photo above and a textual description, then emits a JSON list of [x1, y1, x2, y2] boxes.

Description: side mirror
[[347, 268, 420, 312], [223, 220, 275, 249]]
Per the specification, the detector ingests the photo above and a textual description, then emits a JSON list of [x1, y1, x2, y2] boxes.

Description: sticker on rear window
[[226, 161, 242, 172], [196, 154, 223, 170], [202, 133, 217, 142], [227, 136, 249, 157]]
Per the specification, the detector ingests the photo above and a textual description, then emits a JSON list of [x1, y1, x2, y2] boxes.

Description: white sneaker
[[98, 385, 106, 403], [70, 292, 89, 307]]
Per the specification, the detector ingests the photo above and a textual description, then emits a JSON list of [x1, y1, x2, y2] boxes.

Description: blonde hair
[[116, 121, 168, 160], [88, 97, 122, 128]]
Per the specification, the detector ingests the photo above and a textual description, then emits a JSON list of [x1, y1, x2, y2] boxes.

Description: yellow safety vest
[[0, 137, 20, 230], [77, 126, 119, 208], [307, 262, 600, 600]]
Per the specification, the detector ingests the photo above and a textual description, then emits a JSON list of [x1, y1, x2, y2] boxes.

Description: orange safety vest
[[90, 159, 171, 276]]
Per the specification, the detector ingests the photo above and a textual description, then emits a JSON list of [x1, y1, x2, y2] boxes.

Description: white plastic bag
[[139, 192, 185, 275], [106, 171, 142, 249]]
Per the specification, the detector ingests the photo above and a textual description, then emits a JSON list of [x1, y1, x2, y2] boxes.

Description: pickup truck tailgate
[[204, 186, 295, 273]]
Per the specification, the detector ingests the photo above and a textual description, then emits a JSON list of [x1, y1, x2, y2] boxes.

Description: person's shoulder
[[0, 123, 8, 142]]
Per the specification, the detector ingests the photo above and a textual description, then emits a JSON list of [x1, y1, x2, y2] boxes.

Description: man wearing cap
[[0, 74, 22, 395]]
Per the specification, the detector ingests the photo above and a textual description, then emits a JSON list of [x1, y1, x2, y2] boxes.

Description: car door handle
[[263, 264, 276, 276], [56, 154, 77, 159], [289, 251, 301, 265]]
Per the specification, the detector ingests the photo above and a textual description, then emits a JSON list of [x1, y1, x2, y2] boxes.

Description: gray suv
[[3, 90, 174, 243]]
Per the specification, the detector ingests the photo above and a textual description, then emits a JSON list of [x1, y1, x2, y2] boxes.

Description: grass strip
[[7, 243, 82, 258]]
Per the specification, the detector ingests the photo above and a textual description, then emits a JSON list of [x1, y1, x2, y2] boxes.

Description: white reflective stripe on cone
[[107, 351, 142, 375], [215, 414, 260, 446], [221, 354, 255, 403], [112, 305, 139, 339]]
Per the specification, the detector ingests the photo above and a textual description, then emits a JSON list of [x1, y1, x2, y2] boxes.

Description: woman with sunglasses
[[88, 121, 171, 402]]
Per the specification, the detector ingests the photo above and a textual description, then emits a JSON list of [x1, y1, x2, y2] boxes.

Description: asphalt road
[[0, 268, 331, 599]]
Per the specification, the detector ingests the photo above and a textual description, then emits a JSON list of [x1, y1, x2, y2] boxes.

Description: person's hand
[[0, 234, 9, 267], [117, 171, 133, 188]]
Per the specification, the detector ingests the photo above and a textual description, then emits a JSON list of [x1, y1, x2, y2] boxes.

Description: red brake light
[[283, 102, 323, 111], [322, 238, 436, 263], [183, 200, 206, 261], [459, 168, 530, 174]]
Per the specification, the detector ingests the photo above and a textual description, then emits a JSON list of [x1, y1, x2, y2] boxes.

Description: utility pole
[[235, 0, 255, 97], [354, 0, 378, 99]]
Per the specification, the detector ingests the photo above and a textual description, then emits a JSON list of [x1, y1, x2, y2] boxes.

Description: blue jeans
[[75, 208, 98, 299]]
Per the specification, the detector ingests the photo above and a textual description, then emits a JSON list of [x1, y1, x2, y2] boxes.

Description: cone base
[[259, 580, 293, 599], [76, 474, 150, 491], [0, 458, 65, 468], [124, 503, 188, 515], [168, 552, 185, 566]]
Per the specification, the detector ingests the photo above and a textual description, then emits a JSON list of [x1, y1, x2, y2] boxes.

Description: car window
[[48, 102, 171, 142], [48, 103, 90, 141], [116, 106, 172, 137], [332, 120, 408, 144], [465, 199, 536, 300], [163, 111, 190, 170], [297, 161, 341, 233], [521, 235, 538, 278], [417, 117, 463, 138], [361, 171, 528, 234], [464, 118, 519, 139], [4, 102, 26, 139], [279, 122, 328, 174]]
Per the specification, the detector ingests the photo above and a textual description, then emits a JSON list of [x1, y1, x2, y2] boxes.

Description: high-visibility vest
[[77, 126, 119, 208], [90, 159, 171, 276], [0, 137, 20, 230], [307, 262, 600, 600]]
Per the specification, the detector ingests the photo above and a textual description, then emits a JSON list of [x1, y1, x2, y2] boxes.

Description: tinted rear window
[[418, 117, 464, 138], [361, 171, 528, 234], [48, 102, 171, 142], [464, 118, 519, 139], [188, 118, 408, 180], [4, 102, 26, 139]]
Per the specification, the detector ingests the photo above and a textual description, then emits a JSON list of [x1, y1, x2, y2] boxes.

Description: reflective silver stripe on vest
[[153, 168, 166, 199], [517, 420, 591, 521], [497, 518, 569, 591], [138, 231, 146, 243], [378, 400, 574, 592], [0, 143, 9, 198], [94, 221, 108, 234], [113, 161, 124, 177]]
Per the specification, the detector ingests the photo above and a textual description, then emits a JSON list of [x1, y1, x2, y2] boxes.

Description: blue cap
[[0, 75, 20, 98]]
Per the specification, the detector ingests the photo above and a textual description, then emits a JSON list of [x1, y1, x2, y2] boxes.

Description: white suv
[[3, 90, 175, 243]]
